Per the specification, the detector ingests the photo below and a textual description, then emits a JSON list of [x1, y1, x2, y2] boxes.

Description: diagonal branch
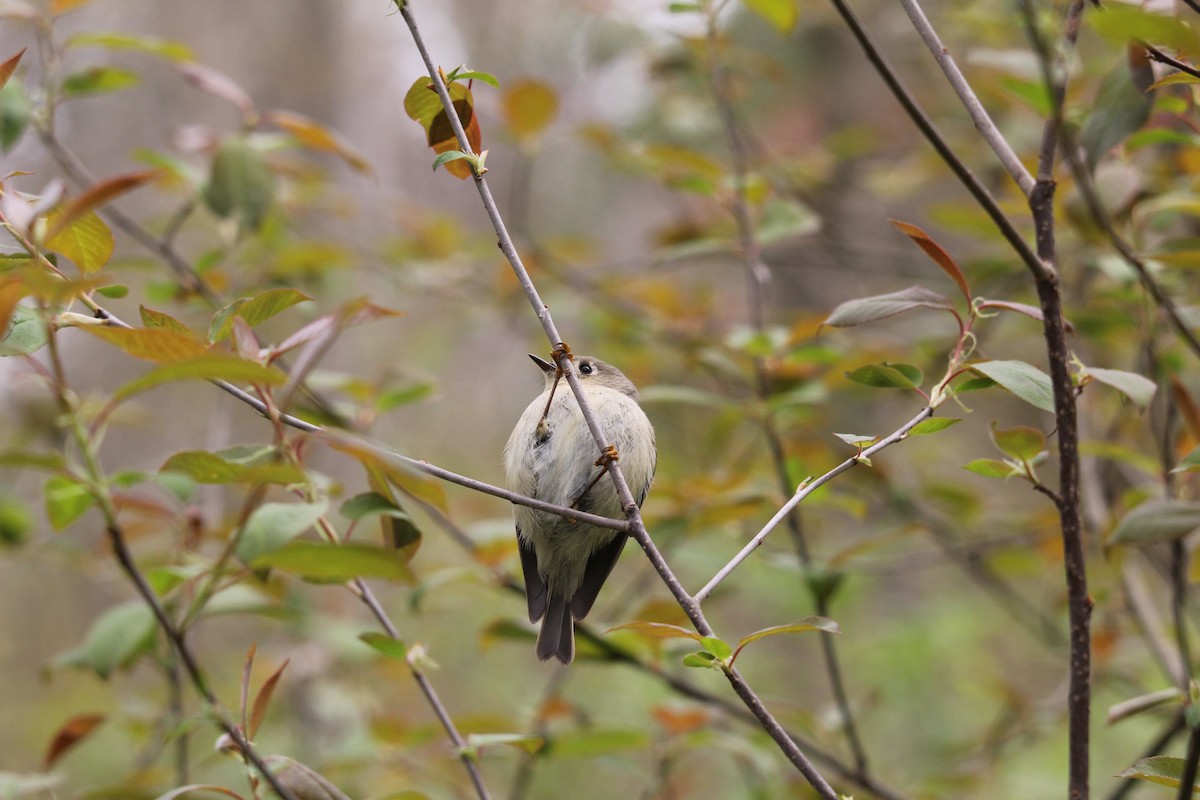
[[392, 2, 840, 796], [694, 406, 934, 603], [896, 0, 1036, 196]]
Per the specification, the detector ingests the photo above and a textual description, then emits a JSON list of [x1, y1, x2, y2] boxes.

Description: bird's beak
[[528, 353, 556, 374]]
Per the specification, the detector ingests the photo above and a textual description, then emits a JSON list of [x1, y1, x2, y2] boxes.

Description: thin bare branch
[[694, 406, 934, 604], [897, 0, 1036, 195]]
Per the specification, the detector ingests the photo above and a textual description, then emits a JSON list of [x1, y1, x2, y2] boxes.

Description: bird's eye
[[579, 362, 593, 375]]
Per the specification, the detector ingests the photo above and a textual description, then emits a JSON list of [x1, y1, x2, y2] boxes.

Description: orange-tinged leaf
[[890, 220, 971, 302], [45, 171, 160, 241], [81, 326, 208, 363], [51, 0, 90, 14], [404, 77, 481, 180], [604, 620, 702, 641], [43, 210, 114, 273], [651, 705, 709, 735], [502, 79, 558, 142], [139, 305, 195, 337], [1172, 377, 1200, 446], [0, 277, 28, 335], [43, 713, 104, 767], [249, 659, 289, 739], [268, 110, 370, 174], [0, 48, 25, 92]]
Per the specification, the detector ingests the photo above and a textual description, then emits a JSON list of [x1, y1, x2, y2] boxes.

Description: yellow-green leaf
[[501, 79, 558, 142], [160, 450, 304, 485], [250, 541, 415, 583], [43, 210, 114, 273], [80, 326, 208, 363], [604, 620, 702, 641], [743, 0, 799, 35]]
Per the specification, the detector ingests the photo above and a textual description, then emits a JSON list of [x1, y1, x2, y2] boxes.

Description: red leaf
[[45, 171, 161, 241], [890, 219, 971, 303], [44, 713, 105, 767], [0, 47, 25, 92], [249, 658, 289, 739]]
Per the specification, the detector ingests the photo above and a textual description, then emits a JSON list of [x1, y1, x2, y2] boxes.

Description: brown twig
[[1018, 2, 1092, 797]]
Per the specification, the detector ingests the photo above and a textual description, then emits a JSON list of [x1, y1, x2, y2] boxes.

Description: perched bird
[[504, 354, 656, 664]]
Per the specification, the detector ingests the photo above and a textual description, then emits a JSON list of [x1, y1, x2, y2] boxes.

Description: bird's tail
[[536, 594, 575, 664]]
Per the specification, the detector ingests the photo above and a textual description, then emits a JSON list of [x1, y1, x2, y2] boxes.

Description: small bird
[[504, 353, 656, 664]]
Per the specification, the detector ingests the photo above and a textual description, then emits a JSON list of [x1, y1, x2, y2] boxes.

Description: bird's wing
[[517, 527, 548, 623], [570, 533, 628, 620]]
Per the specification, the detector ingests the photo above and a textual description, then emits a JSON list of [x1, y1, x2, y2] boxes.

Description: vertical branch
[[699, 0, 870, 776], [1019, 3, 1091, 798]]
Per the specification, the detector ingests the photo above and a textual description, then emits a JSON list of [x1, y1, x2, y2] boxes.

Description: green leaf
[[734, 617, 840, 652], [432, 150, 473, 171], [203, 138, 275, 231], [445, 69, 500, 87], [743, 0, 799, 34], [700, 636, 733, 660], [1116, 755, 1200, 790], [834, 432, 880, 447], [377, 383, 435, 411], [970, 360, 1056, 413], [823, 285, 952, 327], [1086, 367, 1156, 410], [44, 475, 94, 531], [1089, 5, 1200, 54], [0, 76, 31, 152], [638, 385, 734, 407], [845, 364, 919, 389], [1, 306, 48, 355], [340, 492, 406, 521], [805, 567, 845, 605], [75, 602, 156, 679], [604, 620, 702, 641], [1080, 55, 1154, 172], [67, 32, 194, 62], [955, 376, 996, 394], [1109, 500, 1200, 545], [208, 287, 311, 342], [359, 632, 408, 660], [61, 66, 139, 97], [756, 198, 820, 244], [463, 733, 544, 757], [96, 284, 128, 298], [964, 458, 1017, 479], [908, 417, 961, 436], [990, 423, 1046, 461], [250, 541, 415, 582], [160, 450, 304, 485], [112, 355, 285, 405], [0, 495, 32, 546], [682, 651, 721, 669], [550, 729, 651, 758], [235, 500, 328, 565]]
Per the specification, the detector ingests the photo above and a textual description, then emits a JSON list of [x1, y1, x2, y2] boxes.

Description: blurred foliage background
[[0, 0, 1197, 797]]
